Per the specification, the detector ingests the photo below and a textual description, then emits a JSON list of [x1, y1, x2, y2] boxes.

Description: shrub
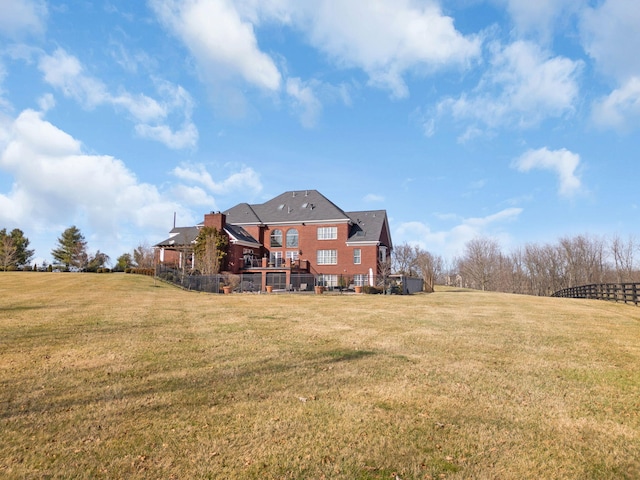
[[363, 285, 383, 294], [129, 268, 154, 276]]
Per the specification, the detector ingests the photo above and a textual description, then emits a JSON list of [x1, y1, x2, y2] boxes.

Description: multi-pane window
[[317, 226, 337, 240], [317, 249, 337, 265], [286, 251, 299, 261], [286, 229, 299, 247], [318, 274, 338, 287], [270, 251, 283, 266], [353, 274, 367, 286], [270, 229, 283, 247], [353, 248, 361, 264]]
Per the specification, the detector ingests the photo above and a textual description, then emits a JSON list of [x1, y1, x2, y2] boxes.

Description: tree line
[[0, 225, 154, 272], [393, 234, 639, 296], [4, 223, 639, 297]]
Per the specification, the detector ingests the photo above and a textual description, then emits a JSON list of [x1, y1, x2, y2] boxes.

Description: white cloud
[[286, 77, 322, 128], [395, 207, 522, 258], [592, 77, 640, 130], [170, 184, 216, 207], [38, 48, 197, 149], [499, 0, 584, 41], [135, 123, 198, 150], [290, 0, 481, 98], [513, 147, 582, 197], [364, 193, 385, 203], [581, 0, 640, 83], [149, 0, 282, 92], [433, 40, 582, 136], [0, 108, 191, 258], [172, 163, 263, 196], [0, 0, 47, 38], [150, 0, 479, 101]]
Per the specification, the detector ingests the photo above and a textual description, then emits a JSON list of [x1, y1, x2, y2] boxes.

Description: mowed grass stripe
[[1, 273, 639, 479]]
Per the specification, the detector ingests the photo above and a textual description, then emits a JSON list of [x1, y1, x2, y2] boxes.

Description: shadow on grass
[[326, 349, 377, 362], [0, 305, 49, 312], [0, 347, 380, 421]]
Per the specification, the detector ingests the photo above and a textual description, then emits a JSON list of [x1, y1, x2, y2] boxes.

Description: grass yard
[[1, 273, 639, 479]]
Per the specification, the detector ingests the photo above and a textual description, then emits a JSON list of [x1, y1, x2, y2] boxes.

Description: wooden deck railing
[[551, 283, 639, 306]]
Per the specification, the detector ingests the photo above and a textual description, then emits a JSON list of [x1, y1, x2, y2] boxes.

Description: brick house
[[155, 190, 393, 290]]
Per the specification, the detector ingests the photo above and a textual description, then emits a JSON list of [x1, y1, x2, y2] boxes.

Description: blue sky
[[1, 0, 638, 266]]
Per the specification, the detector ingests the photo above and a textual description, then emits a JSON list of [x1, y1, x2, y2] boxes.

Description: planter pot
[[223, 286, 232, 294], [266, 285, 273, 293], [314, 286, 325, 295], [354, 285, 363, 294]]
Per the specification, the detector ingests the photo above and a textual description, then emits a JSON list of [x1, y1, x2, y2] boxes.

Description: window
[[270, 229, 282, 247], [318, 274, 338, 287], [286, 229, 299, 247], [317, 226, 337, 240], [286, 251, 299, 261], [378, 245, 387, 263], [354, 274, 367, 286], [353, 248, 361, 265], [317, 249, 337, 265], [269, 251, 283, 267]]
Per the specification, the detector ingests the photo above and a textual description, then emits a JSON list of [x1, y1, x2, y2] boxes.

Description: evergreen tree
[[51, 226, 87, 270], [86, 250, 110, 272], [115, 253, 133, 272], [0, 228, 34, 269]]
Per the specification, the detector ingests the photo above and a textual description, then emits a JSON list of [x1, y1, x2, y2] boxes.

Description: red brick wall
[[262, 222, 380, 277]]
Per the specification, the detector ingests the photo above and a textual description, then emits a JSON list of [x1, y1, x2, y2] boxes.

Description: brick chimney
[[204, 211, 226, 231]]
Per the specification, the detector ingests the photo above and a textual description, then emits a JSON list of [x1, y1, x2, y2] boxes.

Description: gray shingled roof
[[224, 190, 351, 224], [157, 190, 391, 249], [346, 210, 390, 246], [223, 202, 261, 225], [154, 226, 199, 247], [225, 224, 261, 246]]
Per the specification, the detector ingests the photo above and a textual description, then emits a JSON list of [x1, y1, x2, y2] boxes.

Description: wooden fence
[[551, 283, 639, 306]]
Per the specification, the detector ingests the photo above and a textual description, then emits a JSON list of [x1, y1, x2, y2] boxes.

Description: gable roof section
[[155, 226, 199, 247], [346, 210, 392, 248], [225, 224, 261, 247], [224, 202, 262, 225], [225, 190, 351, 225]]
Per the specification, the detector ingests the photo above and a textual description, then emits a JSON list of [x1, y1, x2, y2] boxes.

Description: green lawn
[[1, 273, 639, 479]]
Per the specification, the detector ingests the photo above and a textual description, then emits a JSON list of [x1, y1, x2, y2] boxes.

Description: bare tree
[[392, 243, 417, 275], [610, 234, 637, 283], [415, 248, 443, 293], [0, 235, 18, 270], [458, 237, 501, 291], [133, 243, 155, 269], [559, 235, 607, 287], [377, 258, 392, 292], [193, 227, 228, 275]]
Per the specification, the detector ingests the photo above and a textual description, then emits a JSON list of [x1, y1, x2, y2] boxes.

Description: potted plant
[[221, 272, 240, 294]]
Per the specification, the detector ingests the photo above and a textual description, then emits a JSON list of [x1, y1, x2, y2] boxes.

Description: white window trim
[[317, 249, 337, 265], [317, 226, 337, 240]]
